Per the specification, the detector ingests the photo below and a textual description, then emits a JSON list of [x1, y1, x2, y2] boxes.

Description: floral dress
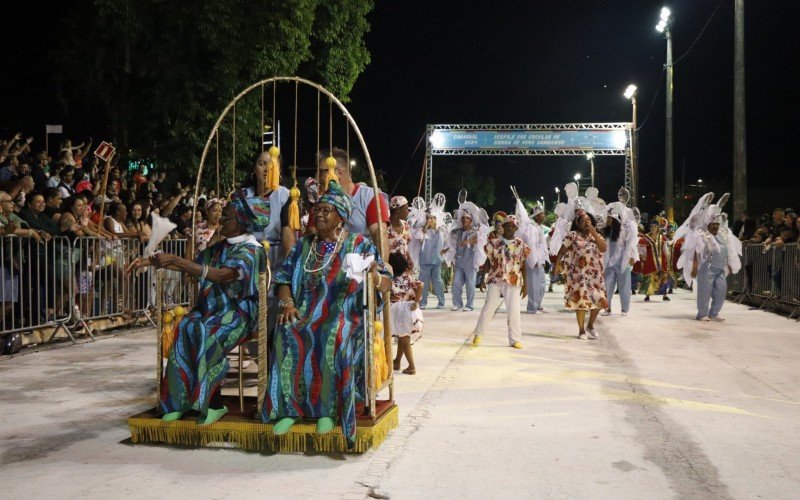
[[388, 219, 413, 268], [562, 230, 608, 311], [390, 273, 424, 343], [484, 237, 530, 287]]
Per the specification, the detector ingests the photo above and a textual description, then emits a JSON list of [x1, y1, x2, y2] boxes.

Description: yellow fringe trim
[[128, 405, 399, 454]]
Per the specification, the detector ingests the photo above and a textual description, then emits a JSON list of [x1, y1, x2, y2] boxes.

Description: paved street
[[2, 287, 799, 499]]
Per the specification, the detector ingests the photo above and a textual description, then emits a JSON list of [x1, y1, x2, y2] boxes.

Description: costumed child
[[389, 251, 423, 375]]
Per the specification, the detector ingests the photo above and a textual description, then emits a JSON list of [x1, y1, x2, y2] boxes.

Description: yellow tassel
[[288, 185, 301, 230], [266, 146, 281, 192], [161, 324, 176, 358], [324, 156, 339, 192]]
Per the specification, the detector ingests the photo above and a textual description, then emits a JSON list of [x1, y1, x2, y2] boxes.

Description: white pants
[[473, 283, 522, 345]]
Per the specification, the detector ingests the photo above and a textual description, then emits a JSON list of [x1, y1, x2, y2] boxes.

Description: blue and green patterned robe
[[160, 237, 266, 415], [262, 233, 390, 447]]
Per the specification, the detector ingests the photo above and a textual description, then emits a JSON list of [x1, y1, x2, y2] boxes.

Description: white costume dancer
[[511, 187, 549, 313], [601, 188, 640, 315], [444, 190, 490, 311], [676, 192, 742, 321]]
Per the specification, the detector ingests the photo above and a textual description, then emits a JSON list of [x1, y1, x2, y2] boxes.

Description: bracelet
[[278, 298, 295, 309], [200, 264, 209, 281]]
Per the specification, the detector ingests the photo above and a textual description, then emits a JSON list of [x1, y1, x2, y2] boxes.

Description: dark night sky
[[2, 1, 798, 215]]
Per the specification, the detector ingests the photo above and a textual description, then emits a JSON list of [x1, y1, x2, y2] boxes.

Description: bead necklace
[[303, 233, 343, 274]]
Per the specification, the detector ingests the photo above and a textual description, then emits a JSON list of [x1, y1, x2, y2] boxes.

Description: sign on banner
[[45, 125, 63, 134], [429, 129, 628, 151], [94, 141, 116, 162]]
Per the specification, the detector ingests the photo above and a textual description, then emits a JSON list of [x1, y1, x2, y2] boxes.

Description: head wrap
[[503, 214, 519, 226], [493, 211, 507, 223], [318, 180, 353, 220], [229, 191, 270, 233], [305, 177, 320, 204], [390, 195, 409, 210], [530, 204, 544, 217], [459, 210, 473, 220]]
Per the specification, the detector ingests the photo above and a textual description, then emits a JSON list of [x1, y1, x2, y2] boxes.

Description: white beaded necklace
[[303, 230, 345, 274]]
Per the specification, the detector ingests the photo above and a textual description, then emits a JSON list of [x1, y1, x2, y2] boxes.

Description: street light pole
[[624, 84, 639, 207], [586, 152, 595, 188], [657, 7, 674, 219]]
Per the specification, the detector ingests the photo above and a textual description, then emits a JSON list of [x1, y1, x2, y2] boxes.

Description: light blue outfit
[[696, 232, 728, 319], [419, 228, 445, 308], [451, 228, 477, 309], [524, 222, 548, 313], [604, 236, 632, 313]]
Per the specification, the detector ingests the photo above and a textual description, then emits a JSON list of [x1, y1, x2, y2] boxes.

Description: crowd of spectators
[[0, 131, 222, 338]]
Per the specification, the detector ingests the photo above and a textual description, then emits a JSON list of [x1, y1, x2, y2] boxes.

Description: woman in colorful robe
[[128, 193, 268, 425], [637, 218, 671, 301], [263, 180, 391, 447]]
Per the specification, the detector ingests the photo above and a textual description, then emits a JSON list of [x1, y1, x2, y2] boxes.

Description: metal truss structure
[[424, 123, 634, 204]]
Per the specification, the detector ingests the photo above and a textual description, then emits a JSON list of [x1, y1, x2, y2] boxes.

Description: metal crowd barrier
[[727, 242, 800, 319], [1, 235, 74, 338], [1, 235, 193, 347]]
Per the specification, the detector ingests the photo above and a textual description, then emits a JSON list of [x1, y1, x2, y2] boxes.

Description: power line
[[672, 0, 724, 67], [636, 66, 664, 132]]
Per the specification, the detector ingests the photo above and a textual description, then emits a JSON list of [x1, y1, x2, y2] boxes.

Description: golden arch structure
[[128, 76, 398, 453]]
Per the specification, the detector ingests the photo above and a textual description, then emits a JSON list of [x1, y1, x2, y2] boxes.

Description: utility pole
[[733, 0, 747, 217]]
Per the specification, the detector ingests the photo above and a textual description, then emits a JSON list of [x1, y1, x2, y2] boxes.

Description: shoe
[[600, 309, 612, 316], [316, 417, 335, 434], [464, 307, 474, 312], [578, 332, 587, 339], [472, 335, 482, 346], [537, 308, 546, 313], [198, 406, 228, 426], [161, 410, 187, 422], [710, 316, 725, 322], [510, 341, 522, 349], [697, 316, 710, 322], [526, 309, 537, 314], [587, 328, 598, 339], [621, 311, 628, 316], [402, 367, 416, 375], [663, 296, 670, 301], [273, 417, 298, 435], [436, 304, 444, 309], [451, 306, 461, 311], [419, 305, 427, 310], [644, 296, 650, 302]]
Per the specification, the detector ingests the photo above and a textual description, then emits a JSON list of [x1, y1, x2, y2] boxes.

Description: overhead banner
[[429, 129, 628, 150]]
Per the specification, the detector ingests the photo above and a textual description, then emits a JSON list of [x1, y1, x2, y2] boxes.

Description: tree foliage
[[54, 0, 373, 179]]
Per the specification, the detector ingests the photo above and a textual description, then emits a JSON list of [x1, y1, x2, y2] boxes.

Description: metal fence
[[727, 242, 800, 320], [0, 235, 192, 346]]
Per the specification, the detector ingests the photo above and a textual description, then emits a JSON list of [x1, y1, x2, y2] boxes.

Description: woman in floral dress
[[555, 210, 608, 339], [388, 196, 413, 269], [389, 252, 423, 375]]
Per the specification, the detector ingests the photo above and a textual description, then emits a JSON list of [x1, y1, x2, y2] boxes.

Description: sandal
[[402, 367, 416, 375]]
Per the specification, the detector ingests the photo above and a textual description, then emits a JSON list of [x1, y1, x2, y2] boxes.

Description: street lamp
[[573, 173, 581, 192], [349, 159, 357, 168], [623, 84, 638, 207], [656, 6, 675, 220], [585, 152, 595, 188]]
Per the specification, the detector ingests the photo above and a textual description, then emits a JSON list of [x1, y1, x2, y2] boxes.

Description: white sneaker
[[587, 328, 598, 339], [600, 310, 612, 317], [710, 316, 725, 322], [621, 311, 628, 316], [451, 306, 461, 312], [464, 307, 474, 312], [578, 332, 587, 339], [697, 316, 710, 322]]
